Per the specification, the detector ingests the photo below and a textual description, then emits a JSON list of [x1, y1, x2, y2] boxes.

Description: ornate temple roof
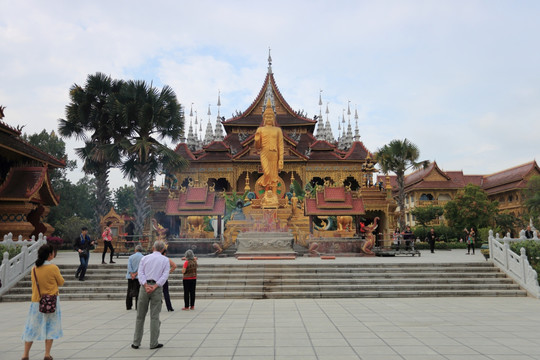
[[305, 186, 365, 215], [0, 120, 66, 168], [164, 185, 226, 216], [178, 59, 371, 164], [482, 161, 540, 195], [378, 160, 540, 196], [0, 166, 59, 205]]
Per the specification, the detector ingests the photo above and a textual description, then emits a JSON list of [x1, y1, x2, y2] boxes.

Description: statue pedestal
[[235, 231, 296, 258]]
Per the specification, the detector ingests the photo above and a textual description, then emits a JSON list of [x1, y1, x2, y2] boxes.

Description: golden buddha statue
[[255, 98, 284, 202]]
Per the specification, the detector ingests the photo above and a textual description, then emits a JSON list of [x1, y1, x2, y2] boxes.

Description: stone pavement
[[2, 250, 540, 360]]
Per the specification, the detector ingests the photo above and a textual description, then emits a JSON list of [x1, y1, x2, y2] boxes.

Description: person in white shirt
[[131, 241, 169, 350]]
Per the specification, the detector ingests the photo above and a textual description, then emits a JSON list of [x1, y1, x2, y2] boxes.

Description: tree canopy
[[375, 138, 429, 229], [444, 184, 498, 231]]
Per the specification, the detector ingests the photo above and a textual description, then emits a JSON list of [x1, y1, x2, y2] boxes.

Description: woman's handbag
[[33, 268, 57, 313]]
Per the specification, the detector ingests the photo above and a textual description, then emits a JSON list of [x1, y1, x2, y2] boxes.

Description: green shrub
[[413, 225, 460, 242], [414, 241, 468, 250], [509, 240, 540, 283], [0, 244, 22, 266]]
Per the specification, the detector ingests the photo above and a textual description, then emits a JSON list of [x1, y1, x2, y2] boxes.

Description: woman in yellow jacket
[[21, 243, 64, 360]]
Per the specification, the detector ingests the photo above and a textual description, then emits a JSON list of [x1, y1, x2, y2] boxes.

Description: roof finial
[[267, 47, 273, 74]]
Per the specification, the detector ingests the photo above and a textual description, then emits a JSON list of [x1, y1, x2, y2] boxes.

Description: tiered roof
[[378, 160, 540, 196], [165, 185, 225, 216], [305, 186, 365, 215], [0, 166, 59, 206], [178, 61, 372, 165]]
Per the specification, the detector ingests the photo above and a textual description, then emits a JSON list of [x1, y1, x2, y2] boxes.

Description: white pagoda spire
[[354, 105, 360, 141], [187, 120, 197, 151], [203, 104, 214, 146], [324, 103, 335, 143], [316, 90, 325, 140], [214, 90, 224, 141]]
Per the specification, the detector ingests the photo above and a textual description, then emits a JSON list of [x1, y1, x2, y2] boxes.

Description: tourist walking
[[21, 244, 65, 360], [467, 227, 476, 255], [102, 221, 116, 264], [74, 226, 94, 281], [182, 249, 198, 310], [161, 248, 177, 312], [426, 228, 437, 253], [132, 241, 170, 350], [126, 245, 144, 310]]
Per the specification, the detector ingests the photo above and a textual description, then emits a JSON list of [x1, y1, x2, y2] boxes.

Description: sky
[[1, 1, 539, 190]]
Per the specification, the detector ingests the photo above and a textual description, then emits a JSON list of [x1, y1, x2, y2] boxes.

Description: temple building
[[382, 160, 540, 227], [150, 57, 395, 241], [0, 107, 65, 238]]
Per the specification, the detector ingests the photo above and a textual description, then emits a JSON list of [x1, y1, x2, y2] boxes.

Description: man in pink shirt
[[131, 241, 170, 350]]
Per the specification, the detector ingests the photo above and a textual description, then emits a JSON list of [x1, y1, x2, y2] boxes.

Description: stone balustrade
[[488, 229, 540, 298], [0, 233, 47, 297]]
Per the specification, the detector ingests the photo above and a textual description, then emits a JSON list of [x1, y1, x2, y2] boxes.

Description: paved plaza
[[2, 250, 540, 360]]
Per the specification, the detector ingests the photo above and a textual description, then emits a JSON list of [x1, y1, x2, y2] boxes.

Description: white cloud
[[1, 0, 539, 190]]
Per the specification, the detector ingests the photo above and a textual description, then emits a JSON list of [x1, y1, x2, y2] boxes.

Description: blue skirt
[[21, 297, 63, 341]]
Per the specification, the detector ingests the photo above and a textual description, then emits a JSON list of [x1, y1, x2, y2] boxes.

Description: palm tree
[[116, 80, 188, 236], [375, 139, 429, 229], [58, 73, 125, 223]]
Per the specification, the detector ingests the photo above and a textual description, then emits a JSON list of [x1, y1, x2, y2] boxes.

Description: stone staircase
[[0, 261, 527, 302]]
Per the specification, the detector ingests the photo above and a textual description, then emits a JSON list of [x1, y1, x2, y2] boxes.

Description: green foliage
[[411, 205, 444, 229], [444, 184, 498, 231], [413, 225, 460, 242], [47, 177, 99, 237], [114, 185, 136, 215], [53, 216, 96, 249], [414, 241, 468, 250], [375, 139, 429, 228], [22, 129, 77, 191], [290, 180, 306, 201], [494, 212, 524, 234], [523, 175, 540, 228], [224, 191, 248, 223], [115, 80, 188, 235], [510, 240, 540, 283], [0, 245, 22, 265]]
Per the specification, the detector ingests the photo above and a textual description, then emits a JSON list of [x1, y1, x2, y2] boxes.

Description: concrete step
[[2, 261, 527, 301]]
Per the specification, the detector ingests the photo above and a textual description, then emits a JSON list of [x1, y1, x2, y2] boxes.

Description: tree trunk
[[94, 165, 110, 226], [397, 172, 405, 229], [133, 163, 151, 237]]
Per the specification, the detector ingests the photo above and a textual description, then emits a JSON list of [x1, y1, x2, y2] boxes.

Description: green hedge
[[0, 244, 22, 266], [509, 240, 540, 283], [414, 241, 469, 250]]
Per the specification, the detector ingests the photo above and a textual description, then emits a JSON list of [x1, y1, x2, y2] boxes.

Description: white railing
[[0, 233, 47, 297], [488, 230, 540, 298]]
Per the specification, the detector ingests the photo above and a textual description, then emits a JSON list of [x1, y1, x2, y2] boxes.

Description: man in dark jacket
[[426, 228, 437, 253], [525, 225, 534, 239], [74, 226, 94, 281]]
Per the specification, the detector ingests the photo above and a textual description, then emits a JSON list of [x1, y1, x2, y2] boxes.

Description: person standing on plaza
[[74, 226, 94, 281], [102, 221, 116, 264], [467, 227, 476, 255], [525, 225, 534, 239], [182, 249, 198, 310], [21, 244, 64, 360], [161, 247, 177, 312], [132, 241, 170, 350], [392, 228, 401, 250], [126, 245, 144, 310], [403, 225, 414, 250], [426, 228, 437, 253]]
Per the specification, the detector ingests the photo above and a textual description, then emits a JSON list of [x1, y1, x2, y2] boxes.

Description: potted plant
[[480, 243, 489, 260]]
